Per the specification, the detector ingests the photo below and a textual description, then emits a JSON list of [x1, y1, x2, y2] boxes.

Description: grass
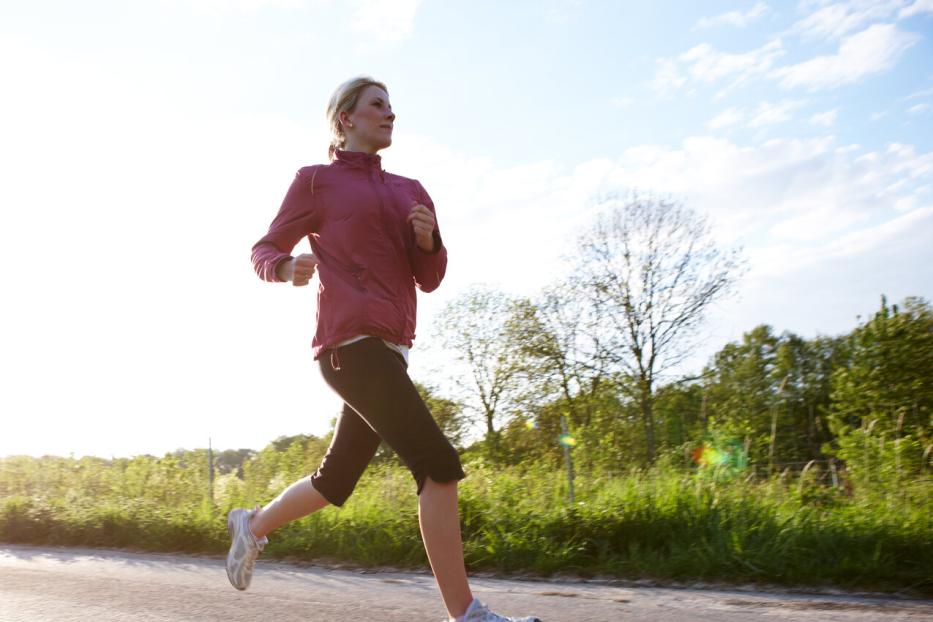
[[1, 456, 931, 595]]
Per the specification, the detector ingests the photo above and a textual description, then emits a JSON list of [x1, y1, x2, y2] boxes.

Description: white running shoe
[[455, 598, 542, 622], [225, 505, 267, 590]]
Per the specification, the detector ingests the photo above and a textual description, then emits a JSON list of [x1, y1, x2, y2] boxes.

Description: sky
[[1, 0, 931, 459]]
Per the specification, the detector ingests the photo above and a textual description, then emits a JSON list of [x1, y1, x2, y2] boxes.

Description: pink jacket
[[251, 150, 447, 358]]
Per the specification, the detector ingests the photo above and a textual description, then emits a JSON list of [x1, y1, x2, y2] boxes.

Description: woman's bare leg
[[419, 477, 474, 620], [249, 476, 330, 539]]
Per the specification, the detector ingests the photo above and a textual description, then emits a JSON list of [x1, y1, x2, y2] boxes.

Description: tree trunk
[[640, 382, 656, 462], [484, 410, 499, 460]]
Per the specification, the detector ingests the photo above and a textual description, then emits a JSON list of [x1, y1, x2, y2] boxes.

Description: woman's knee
[[414, 457, 466, 496], [422, 475, 458, 490]]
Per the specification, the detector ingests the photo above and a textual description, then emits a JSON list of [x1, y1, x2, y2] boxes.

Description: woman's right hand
[[277, 253, 319, 286]]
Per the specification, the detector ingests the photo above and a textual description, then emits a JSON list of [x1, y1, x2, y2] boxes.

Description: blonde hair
[[326, 76, 389, 160]]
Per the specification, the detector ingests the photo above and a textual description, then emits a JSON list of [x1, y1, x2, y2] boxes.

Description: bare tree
[[506, 283, 612, 428], [434, 285, 523, 457], [577, 194, 745, 462]]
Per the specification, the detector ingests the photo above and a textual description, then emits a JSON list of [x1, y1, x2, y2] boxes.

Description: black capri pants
[[309, 337, 466, 507]]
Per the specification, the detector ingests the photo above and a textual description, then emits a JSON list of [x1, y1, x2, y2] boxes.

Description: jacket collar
[[334, 149, 383, 171]]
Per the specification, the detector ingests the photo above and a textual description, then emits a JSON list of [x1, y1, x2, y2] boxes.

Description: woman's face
[[343, 85, 395, 153]]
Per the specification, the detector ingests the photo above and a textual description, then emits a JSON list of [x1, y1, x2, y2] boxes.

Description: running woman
[[229, 76, 542, 622]]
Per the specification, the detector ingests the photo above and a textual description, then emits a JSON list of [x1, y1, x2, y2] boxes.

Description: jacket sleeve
[[408, 181, 447, 293], [251, 167, 319, 282]]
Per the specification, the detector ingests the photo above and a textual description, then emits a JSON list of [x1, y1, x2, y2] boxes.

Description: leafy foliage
[[829, 296, 933, 442]]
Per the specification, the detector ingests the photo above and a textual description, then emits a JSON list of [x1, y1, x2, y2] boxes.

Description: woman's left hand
[[407, 203, 437, 252]]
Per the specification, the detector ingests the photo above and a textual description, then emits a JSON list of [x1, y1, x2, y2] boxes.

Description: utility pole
[[208, 436, 215, 506], [560, 415, 576, 504], [769, 375, 789, 474]]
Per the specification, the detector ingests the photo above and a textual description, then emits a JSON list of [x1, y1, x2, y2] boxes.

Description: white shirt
[[336, 334, 410, 365]]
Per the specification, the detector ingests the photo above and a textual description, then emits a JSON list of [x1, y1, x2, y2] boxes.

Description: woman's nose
[[386, 111, 396, 121]]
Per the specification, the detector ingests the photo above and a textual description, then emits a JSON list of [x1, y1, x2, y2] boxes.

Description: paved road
[[1, 545, 930, 621]]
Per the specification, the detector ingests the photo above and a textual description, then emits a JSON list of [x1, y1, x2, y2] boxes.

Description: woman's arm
[[251, 167, 321, 283], [407, 182, 447, 292]]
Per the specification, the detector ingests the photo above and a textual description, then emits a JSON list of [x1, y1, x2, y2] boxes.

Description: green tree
[[703, 325, 779, 463], [829, 296, 933, 482], [415, 381, 468, 449], [771, 333, 843, 462], [498, 288, 642, 469], [703, 325, 844, 467], [653, 380, 705, 454], [830, 296, 933, 439], [214, 448, 257, 478]]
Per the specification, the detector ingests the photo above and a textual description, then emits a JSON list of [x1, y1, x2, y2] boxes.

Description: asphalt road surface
[[1, 545, 931, 621]]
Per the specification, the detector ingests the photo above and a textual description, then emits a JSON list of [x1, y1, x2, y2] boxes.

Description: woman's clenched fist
[[407, 203, 437, 252], [277, 253, 319, 286]]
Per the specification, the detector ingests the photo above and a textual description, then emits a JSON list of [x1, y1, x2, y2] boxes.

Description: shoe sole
[[226, 511, 248, 591]]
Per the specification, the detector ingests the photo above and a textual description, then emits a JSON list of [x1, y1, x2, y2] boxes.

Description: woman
[[231, 76, 541, 622]]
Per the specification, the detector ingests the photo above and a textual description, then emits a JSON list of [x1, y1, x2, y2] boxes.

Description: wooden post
[[560, 415, 575, 504], [208, 437, 215, 507], [770, 376, 789, 474]]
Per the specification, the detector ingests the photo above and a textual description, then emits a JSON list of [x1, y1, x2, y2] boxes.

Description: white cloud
[[708, 107, 746, 130], [822, 205, 933, 258], [601, 135, 932, 257], [791, 0, 909, 40], [654, 38, 784, 95], [885, 142, 933, 179], [682, 38, 784, 84], [351, 0, 424, 47], [900, 0, 933, 18], [695, 1, 770, 29], [774, 23, 919, 90], [655, 2, 922, 97], [748, 100, 807, 127], [834, 144, 861, 157], [652, 58, 687, 93], [895, 196, 917, 211], [769, 207, 863, 241], [908, 103, 931, 114], [902, 86, 933, 100], [707, 101, 806, 130], [810, 108, 838, 126]]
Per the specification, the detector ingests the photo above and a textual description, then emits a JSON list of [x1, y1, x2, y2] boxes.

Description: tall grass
[[1, 455, 930, 595]]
